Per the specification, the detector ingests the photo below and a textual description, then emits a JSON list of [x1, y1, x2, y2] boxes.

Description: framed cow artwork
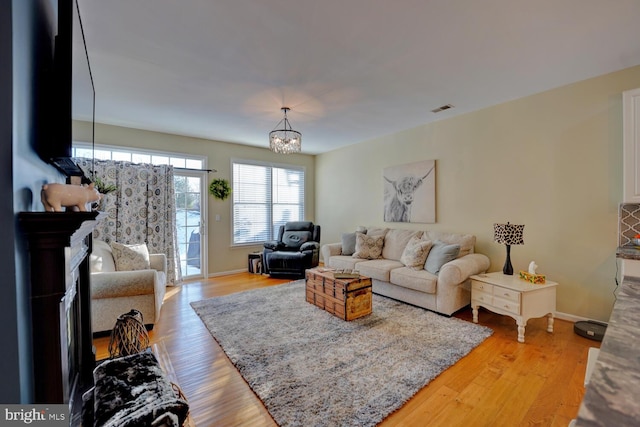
[[383, 159, 436, 223]]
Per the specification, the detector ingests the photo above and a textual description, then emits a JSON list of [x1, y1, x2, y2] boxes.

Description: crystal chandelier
[[269, 107, 302, 154]]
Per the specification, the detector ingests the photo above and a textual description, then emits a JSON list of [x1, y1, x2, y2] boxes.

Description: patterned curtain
[[75, 158, 182, 284]]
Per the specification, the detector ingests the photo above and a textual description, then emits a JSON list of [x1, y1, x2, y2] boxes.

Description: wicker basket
[[108, 309, 150, 358]]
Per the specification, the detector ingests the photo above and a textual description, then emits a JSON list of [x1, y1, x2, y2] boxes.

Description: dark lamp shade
[[493, 223, 525, 245]]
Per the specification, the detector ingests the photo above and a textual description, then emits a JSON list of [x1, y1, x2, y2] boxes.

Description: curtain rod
[[175, 167, 217, 173]]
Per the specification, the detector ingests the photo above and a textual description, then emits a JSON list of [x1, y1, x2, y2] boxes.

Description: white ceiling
[[73, 0, 640, 154]]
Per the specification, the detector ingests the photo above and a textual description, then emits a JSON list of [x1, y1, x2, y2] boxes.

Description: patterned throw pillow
[[110, 242, 151, 271], [400, 236, 433, 269], [352, 232, 384, 260]]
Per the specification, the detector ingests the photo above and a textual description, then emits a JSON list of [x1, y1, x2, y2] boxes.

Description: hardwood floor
[[93, 273, 599, 427]]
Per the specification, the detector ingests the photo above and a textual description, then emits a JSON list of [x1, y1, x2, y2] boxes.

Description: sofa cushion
[[110, 242, 151, 271], [363, 227, 388, 237], [353, 233, 384, 260], [423, 231, 475, 257], [424, 240, 460, 275], [91, 239, 116, 273], [356, 259, 404, 282], [390, 267, 438, 294], [328, 255, 367, 271], [382, 229, 422, 261], [400, 236, 433, 269], [341, 232, 358, 255]]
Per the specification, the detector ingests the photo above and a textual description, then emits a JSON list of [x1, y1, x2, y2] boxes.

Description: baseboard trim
[[554, 311, 608, 325], [207, 268, 248, 278]]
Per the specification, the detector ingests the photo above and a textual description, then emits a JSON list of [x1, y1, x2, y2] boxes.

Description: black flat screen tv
[[47, 0, 94, 177]]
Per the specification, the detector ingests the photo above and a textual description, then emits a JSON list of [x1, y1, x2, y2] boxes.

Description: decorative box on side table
[[305, 268, 372, 321], [470, 272, 558, 343]]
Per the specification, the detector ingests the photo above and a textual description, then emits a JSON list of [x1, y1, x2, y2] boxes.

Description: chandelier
[[269, 107, 302, 154]]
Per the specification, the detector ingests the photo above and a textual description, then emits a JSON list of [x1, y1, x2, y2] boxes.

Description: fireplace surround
[[19, 211, 102, 425]]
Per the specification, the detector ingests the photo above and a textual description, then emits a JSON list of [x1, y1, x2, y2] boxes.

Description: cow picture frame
[[383, 159, 436, 223]]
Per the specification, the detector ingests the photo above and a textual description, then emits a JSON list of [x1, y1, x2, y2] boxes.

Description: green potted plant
[[93, 176, 118, 195], [209, 178, 231, 200], [91, 176, 117, 211]]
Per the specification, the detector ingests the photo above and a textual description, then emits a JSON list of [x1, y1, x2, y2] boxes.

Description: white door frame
[[175, 169, 208, 279]]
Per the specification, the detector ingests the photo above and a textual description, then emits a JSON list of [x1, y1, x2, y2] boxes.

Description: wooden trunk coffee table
[[305, 268, 372, 321]]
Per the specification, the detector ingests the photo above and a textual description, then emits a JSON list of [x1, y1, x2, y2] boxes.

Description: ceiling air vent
[[431, 104, 454, 113]]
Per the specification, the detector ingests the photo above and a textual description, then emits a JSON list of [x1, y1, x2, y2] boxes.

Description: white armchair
[[90, 239, 167, 333]]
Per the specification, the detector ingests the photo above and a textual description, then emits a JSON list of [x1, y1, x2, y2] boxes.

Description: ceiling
[[73, 0, 640, 155]]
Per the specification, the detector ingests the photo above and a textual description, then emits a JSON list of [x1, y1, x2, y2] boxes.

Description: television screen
[[48, 0, 93, 177]]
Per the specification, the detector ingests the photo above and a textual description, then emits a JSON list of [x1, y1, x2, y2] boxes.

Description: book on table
[[333, 269, 360, 279]]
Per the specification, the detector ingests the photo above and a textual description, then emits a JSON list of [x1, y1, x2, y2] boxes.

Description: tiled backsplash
[[619, 203, 640, 246]]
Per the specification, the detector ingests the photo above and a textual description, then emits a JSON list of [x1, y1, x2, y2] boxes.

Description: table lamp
[[493, 222, 525, 275]]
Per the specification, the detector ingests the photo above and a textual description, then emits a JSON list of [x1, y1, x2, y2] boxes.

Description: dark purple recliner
[[263, 221, 321, 279]]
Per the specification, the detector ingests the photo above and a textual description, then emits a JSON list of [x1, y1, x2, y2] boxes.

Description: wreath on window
[[209, 178, 231, 200]]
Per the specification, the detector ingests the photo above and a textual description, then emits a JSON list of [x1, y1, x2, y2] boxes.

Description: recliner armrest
[[264, 241, 283, 251], [300, 241, 319, 252]]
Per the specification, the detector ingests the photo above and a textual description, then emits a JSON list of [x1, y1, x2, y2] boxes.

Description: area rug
[[190, 280, 492, 427]]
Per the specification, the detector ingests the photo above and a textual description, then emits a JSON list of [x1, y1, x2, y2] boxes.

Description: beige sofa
[[89, 239, 167, 333], [320, 227, 490, 316]]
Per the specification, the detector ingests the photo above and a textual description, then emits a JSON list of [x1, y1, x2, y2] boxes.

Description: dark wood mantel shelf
[[19, 211, 102, 245]]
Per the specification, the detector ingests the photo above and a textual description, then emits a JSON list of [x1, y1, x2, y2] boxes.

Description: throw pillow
[[423, 231, 475, 257], [365, 227, 389, 237], [400, 236, 433, 269], [424, 240, 460, 275], [110, 242, 151, 271], [341, 232, 357, 255], [382, 229, 422, 261], [90, 239, 116, 273], [352, 232, 384, 260]]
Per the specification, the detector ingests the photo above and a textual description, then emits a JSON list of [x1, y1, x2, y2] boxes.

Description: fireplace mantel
[[19, 211, 103, 424]]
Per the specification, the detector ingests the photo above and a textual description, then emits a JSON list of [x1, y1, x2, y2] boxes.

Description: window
[[71, 143, 204, 169], [72, 143, 208, 278], [232, 160, 305, 245]]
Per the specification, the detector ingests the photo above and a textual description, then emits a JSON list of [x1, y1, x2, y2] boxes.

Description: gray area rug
[[191, 280, 493, 427]]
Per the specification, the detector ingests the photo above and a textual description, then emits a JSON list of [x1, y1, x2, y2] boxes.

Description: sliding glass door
[[175, 171, 207, 279]]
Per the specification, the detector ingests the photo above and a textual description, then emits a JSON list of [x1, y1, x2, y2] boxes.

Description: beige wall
[[72, 122, 316, 275], [75, 65, 640, 321], [316, 65, 640, 321]]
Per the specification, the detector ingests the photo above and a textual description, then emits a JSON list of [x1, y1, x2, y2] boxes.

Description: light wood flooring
[[93, 273, 600, 427]]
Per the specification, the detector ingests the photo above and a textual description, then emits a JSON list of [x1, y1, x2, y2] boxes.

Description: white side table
[[470, 272, 558, 343]]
